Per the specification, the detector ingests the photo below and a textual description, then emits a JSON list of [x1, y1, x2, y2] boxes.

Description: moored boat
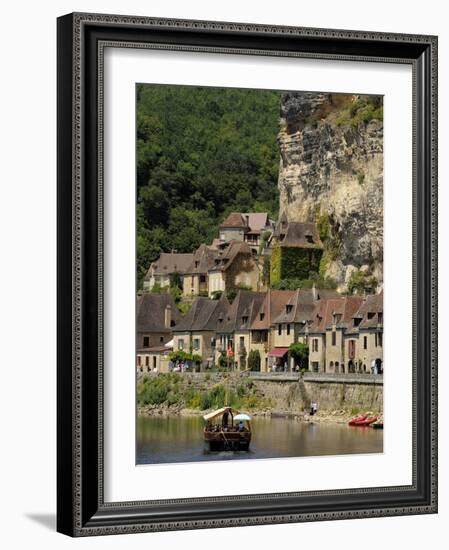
[[349, 414, 378, 427], [372, 420, 384, 429], [203, 407, 252, 451], [348, 413, 368, 426]]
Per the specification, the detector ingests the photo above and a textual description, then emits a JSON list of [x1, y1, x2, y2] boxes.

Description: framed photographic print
[[57, 12, 438, 536]]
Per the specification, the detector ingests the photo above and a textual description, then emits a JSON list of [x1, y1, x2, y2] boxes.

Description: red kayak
[[349, 415, 378, 427], [348, 413, 368, 426]]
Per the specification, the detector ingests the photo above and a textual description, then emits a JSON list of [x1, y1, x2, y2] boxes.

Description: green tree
[[248, 350, 261, 372], [136, 84, 281, 289], [289, 342, 309, 370]]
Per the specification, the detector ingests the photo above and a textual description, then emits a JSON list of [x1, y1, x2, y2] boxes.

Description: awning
[[268, 347, 289, 357]]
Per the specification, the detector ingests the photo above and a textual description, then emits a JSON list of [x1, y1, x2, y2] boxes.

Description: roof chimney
[[165, 304, 172, 329]]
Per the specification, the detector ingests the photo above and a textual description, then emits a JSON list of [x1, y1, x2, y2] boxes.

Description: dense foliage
[[289, 342, 309, 370], [270, 243, 323, 284], [137, 374, 272, 411], [136, 84, 281, 287], [247, 350, 261, 372]]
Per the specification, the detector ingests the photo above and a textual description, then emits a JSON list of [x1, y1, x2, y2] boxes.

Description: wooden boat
[[203, 407, 252, 451], [349, 414, 378, 427]]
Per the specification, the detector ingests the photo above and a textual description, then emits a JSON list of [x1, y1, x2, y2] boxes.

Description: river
[[137, 415, 383, 465]]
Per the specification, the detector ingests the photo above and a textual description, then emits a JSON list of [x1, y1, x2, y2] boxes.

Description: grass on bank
[[137, 373, 272, 411]]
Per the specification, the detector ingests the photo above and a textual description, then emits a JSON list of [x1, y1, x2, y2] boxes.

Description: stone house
[[182, 244, 218, 297], [171, 296, 230, 366], [137, 345, 171, 373], [249, 289, 296, 372], [270, 212, 323, 284], [308, 296, 365, 373], [272, 288, 339, 370], [218, 212, 274, 253], [207, 241, 260, 297], [345, 291, 384, 373], [215, 290, 265, 370], [143, 252, 194, 291], [136, 293, 181, 370]]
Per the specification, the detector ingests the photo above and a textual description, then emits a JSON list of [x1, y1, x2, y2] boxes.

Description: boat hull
[[204, 431, 251, 452], [349, 416, 378, 427]]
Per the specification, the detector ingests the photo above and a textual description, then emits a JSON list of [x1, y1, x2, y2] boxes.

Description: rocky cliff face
[[278, 92, 383, 291]]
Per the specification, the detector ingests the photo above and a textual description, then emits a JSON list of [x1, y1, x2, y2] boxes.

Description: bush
[[289, 342, 309, 369], [347, 268, 378, 295], [248, 349, 261, 371]]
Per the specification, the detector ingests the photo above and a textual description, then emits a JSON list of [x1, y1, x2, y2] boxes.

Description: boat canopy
[[203, 406, 239, 422]]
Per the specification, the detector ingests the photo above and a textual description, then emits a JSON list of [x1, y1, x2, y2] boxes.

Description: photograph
[[135, 84, 385, 465]]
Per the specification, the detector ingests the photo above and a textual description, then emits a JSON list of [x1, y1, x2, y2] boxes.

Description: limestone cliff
[[278, 92, 383, 292]]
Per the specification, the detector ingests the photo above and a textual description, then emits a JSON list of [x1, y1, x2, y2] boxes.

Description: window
[[354, 317, 361, 326], [278, 324, 282, 335], [160, 336, 164, 343], [332, 331, 336, 346], [260, 313, 265, 321], [143, 336, 150, 348], [137, 356, 141, 366], [312, 339, 318, 352], [200, 275, 206, 283], [193, 338, 200, 350], [242, 316, 248, 325], [305, 234, 314, 243], [178, 339, 184, 350], [286, 304, 293, 313], [145, 356, 149, 367], [367, 312, 375, 319], [287, 324, 291, 335], [239, 336, 245, 350], [363, 336, 368, 349], [375, 332, 383, 347]]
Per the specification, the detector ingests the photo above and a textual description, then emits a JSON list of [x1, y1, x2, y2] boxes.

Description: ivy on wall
[[271, 245, 323, 283]]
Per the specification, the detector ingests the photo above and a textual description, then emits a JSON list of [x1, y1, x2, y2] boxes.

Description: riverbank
[[137, 404, 381, 425], [137, 372, 383, 421]]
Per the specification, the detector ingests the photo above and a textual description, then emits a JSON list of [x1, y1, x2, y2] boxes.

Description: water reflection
[[137, 415, 383, 465]]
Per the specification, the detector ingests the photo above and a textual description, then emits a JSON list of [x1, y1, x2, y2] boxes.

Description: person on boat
[[238, 420, 245, 432]]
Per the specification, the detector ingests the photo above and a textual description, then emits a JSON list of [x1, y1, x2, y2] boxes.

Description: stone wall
[[137, 372, 383, 413], [253, 376, 382, 412]]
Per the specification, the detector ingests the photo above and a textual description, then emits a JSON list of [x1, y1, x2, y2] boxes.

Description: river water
[[137, 415, 383, 465]]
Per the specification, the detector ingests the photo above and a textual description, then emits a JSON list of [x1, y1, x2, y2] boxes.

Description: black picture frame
[[57, 12, 438, 536]]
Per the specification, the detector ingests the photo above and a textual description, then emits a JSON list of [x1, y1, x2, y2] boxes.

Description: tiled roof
[[144, 252, 194, 279], [309, 296, 364, 333], [173, 296, 230, 333], [209, 241, 254, 273], [273, 288, 339, 325], [355, 291, 384, 330], [136, 293, 182, 333], [219, 212, 270, 233], [250, 289, 296, 330], [242, 212, 270, 233], [219, 290, 265, 334], [185, 244, 219, 275], [279, 222, 323, 249], [219, 212, 248, 229]]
